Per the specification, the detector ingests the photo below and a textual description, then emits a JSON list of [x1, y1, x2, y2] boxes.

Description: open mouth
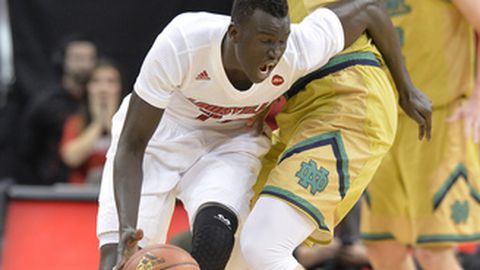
[[259, 62, 276, 75]]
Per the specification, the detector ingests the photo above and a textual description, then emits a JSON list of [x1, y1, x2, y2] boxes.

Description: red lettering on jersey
[[196, 114, 209, 121], [188, 98, 271, 123]]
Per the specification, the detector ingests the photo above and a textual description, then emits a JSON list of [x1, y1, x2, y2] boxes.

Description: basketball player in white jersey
[[96, 0, 431, 269]]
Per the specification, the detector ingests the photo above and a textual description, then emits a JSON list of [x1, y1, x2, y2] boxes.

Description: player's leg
[[187, 201, 239, 270], [415, 246, 462, 270], [177, 133, 269, 270], [240, 196, 315, 270], [99, 244, 117, 270], [365, 241, 415, 270]]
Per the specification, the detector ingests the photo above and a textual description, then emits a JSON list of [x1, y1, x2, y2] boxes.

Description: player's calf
[[190, 202, 239, 270], [99, 243, 117, 270]]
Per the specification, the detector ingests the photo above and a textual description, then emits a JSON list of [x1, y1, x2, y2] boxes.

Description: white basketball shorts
[[97, 98, 271, 247]]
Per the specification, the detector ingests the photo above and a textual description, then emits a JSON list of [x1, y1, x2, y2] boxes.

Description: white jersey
[[134, 8, 344, 129]]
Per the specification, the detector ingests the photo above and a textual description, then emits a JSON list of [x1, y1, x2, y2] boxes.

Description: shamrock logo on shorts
[[450, 200, 469, 225]]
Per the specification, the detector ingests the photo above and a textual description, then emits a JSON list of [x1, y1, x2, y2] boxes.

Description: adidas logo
[[196, 70, 211, 80], [214, 214, 232, 229]]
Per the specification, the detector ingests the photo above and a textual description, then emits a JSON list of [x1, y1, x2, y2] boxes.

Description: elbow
[[113, 140, 146, 166]]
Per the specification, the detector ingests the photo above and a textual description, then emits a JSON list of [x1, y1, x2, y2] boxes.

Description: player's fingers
[[408, 110, 424, 127], [423, 109, 432, 141], [409, 110, 426, 140], [418, 124, 425, 140], [473, 118, 480, 143], [464, 117, 473, 140], [447, 108, 463, 123], [127, 229, 144, 247]]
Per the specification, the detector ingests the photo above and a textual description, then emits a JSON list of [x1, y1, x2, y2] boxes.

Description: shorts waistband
[[285, 51, 381, 99]]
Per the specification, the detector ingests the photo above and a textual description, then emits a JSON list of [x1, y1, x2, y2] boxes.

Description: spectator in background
[[60, 60, 122, 184], [16, 34, 98, 185]]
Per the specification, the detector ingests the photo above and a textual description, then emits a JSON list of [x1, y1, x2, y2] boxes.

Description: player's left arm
[[326, 0, 432, 140], [448, 32, 480, 142]]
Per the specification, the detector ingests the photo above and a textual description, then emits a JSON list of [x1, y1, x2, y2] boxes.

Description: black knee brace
[[190, 202, 239, 270]]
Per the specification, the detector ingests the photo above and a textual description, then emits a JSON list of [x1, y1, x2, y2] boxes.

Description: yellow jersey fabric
[[388, 0, 475, 107], [361, 0, 480, 246], [252, 0, 398, 244], [289, 0, 384, 61]]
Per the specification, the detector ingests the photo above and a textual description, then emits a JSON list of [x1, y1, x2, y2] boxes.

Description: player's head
[[229, 0, 290, 83]]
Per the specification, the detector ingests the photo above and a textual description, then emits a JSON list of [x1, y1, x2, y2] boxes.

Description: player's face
[[232, 9, 290, 83]]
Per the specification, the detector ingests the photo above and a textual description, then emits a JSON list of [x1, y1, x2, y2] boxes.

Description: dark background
[[0, 0, 234, 179], [10, 0, 234, 99]]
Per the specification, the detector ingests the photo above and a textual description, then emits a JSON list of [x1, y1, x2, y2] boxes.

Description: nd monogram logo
[[296, 159, 329, 195], [136, 253, 165, 270], [451, 200, 469, 225], [386, 0, 411, 16]]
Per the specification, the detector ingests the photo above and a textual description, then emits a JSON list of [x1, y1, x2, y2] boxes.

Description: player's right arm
[[113, 15, 188, 269], [114, 93, 163, 269]]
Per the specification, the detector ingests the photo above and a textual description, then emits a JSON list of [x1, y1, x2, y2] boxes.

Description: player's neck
[[221, 34, 253, 91]]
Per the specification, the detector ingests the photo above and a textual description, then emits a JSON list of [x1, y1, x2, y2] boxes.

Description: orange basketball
[[123, 244, 200, 270]]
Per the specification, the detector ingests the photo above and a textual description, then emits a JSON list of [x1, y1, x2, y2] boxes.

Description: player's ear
[[227, 23, 240, 42]]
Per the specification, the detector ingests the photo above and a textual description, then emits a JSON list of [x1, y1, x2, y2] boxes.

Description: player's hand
[[114, 228, 144, 270], [398, 85, 432, 140], [448, 94, 480, 143]]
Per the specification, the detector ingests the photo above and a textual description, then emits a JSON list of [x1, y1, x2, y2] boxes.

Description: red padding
[[1, 200, 189, 270]]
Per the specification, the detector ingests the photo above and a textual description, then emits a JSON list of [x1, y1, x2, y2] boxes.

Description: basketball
[[123, 244, 200, 270]]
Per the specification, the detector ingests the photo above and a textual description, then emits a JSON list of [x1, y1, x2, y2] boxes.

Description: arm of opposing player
[[361, 0, 432, 140]]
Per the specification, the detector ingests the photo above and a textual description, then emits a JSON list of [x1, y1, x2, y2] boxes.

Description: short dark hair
[[231, 0, 289, 24]]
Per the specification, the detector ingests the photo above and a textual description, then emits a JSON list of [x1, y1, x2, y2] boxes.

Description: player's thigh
[[240, 196, 315, 269], [177, 150, 263, 224]]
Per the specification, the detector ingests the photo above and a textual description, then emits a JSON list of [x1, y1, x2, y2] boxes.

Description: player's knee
[[240, 232, 267, 269], [240, 229, 289, 270], [99, 243, 117, 270], [190, 202, 238, 270]]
